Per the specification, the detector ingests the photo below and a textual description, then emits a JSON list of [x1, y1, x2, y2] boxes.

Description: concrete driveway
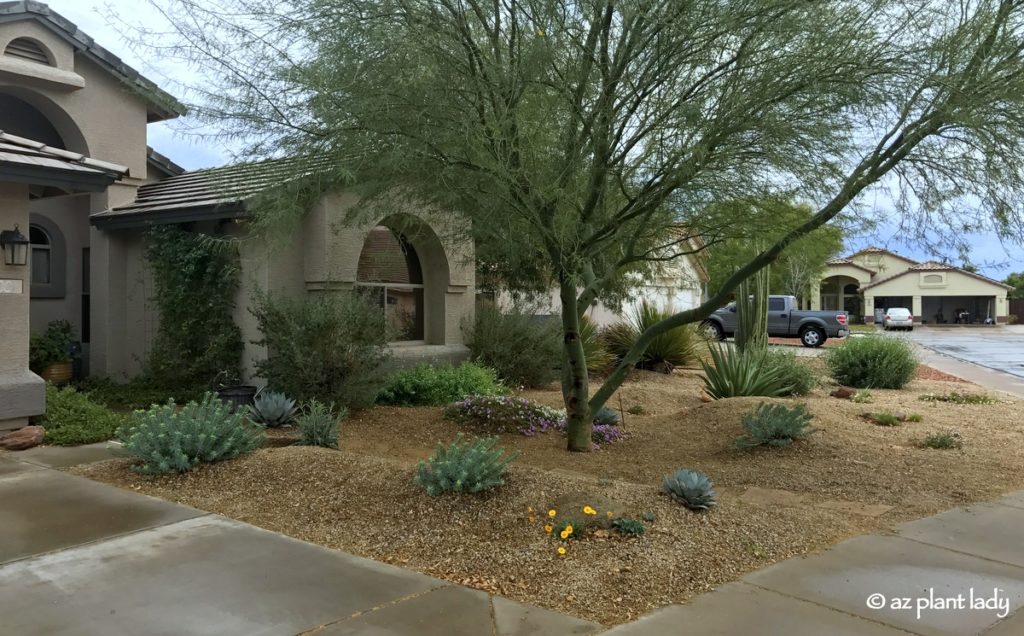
[[906, 327, 1024, 377]]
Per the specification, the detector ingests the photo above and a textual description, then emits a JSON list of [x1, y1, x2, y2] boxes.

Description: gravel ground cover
[[75, 363, 1024, 626]]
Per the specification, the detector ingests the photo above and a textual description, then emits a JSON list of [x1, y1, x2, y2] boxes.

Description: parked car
[[883, 307, 914, 331], [704, 295, 849, 348]]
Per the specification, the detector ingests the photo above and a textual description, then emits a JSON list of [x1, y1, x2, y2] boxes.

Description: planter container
[[40, 361, 73, 384], [216, 384, 258, 412]]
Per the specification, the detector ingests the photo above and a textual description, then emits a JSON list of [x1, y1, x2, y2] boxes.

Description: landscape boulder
[[0, 425, 45, 451]]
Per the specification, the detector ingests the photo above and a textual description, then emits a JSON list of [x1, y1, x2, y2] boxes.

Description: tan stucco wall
[[848, 252, 915, 277], [864, 269, 1009, 320], [0, 182, 45, 430], [27, 194, 90, 337]]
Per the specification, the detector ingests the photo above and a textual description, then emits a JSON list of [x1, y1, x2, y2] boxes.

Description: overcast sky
[[44, 0, 1024, 278]]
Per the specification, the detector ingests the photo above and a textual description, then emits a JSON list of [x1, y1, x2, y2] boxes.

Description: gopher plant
[[662, 468, 718, 511], [415, 433, 520, 495], [736, 403, 815, 449], [118, 392, 265, 474]]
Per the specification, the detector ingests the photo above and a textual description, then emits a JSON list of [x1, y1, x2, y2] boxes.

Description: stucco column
[[864, 295, 875, 323], [0, 182, 45, 430], [912, 295, 922, 322], [810, 279, 821, 311]]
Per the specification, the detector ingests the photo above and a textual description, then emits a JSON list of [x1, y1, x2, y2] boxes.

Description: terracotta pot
[[41, 360, 73, 384]]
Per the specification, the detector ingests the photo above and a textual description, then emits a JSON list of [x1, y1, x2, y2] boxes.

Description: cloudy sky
[[44, 0, 1024, 279]]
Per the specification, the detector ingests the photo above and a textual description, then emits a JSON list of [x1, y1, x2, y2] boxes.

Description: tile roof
[[847, 246, 919, 264], [825, 257, 876, 274], [859, 260, 1013, 291], [92, 156, 331, 226], [0, 129, 128, 185], [0, 1, 185, 121]]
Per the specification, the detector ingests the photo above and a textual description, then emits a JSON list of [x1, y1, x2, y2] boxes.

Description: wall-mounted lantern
[[1, 225, 30, 266]]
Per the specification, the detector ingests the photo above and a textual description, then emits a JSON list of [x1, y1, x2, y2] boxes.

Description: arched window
[[27, 215, 66, 298], [30, 224, 51, 285], [356, 226, 425, 341], [4, 38, 53, 66]]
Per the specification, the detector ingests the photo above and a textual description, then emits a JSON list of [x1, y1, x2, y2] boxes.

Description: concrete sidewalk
[[0, 454, 600, 636]]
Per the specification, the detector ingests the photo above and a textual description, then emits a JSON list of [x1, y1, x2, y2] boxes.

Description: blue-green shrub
[[827, 337, 917, 389], [415, 433, 519, 495]]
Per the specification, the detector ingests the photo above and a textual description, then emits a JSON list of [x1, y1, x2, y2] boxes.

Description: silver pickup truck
[[703, 295, 849, 347]]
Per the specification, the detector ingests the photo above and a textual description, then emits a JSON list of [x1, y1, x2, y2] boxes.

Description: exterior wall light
[[1, 224, 30, 266]]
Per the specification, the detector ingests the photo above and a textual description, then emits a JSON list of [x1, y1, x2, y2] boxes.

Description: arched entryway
[[820, 275, 862, 316], [354, 214, 451, 344]]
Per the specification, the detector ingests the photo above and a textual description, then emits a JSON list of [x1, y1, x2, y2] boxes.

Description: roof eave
[[91, 202, 248, 230], [0, 161, 120, 191]]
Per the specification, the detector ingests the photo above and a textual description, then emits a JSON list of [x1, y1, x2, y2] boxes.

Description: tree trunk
[[559, 278, 592, 452]]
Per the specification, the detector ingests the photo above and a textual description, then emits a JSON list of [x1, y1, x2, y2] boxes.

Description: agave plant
[[249, 390, 298, 427], [662, 468, 717, 511], [700, 344, 793, 399], [593, 405, 621, 427]]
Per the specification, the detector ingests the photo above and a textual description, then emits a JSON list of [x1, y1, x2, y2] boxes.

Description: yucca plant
[[662, 468, 717, 511], [700, 344, 793, 399], [580, 315, 614, 375], [736, 403, 815, 449], [249, 390, 298, 427], [604, 301, 701, 371]]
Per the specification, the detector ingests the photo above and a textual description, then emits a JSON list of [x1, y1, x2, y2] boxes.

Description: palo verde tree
[[136, 0, 1024, 450]]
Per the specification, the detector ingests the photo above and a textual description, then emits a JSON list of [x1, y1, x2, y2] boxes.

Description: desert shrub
[[38, 384, 124, 446], [444, 395, 566, 436], [921, 430, 962, 449], [465, 302, 561, 388], [736, 403, 815, 449], [580, 316, 615, 375], [826, 337, 917, 389], [626, 404, 646, 415], [919, 391, 996, 405], [662, 468, 717, 511], [868, 411, 901, 427], [76, 378, 204, 411], [763, 349, 817, 396], [415, 433, 519, 495], [251, 290, 389, 409], [604, 301, 701, 371], [611, 518, 646, 536], [296, 400, 343, 449], [378, 362, 504, 406], [249, 391, 297, 427], [700, 345, 792, 399], [851, 389, 874, 404], [118, 392, 264, 474]]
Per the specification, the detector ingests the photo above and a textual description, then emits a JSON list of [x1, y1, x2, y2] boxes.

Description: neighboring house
[[0, 2, 474, 431], [494, 242, 709, 328], [811, 246, 1014, 324]]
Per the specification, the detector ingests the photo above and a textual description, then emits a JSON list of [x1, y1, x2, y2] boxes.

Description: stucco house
[[0, 1, 475, 431], [812, 246, 1013, 324]]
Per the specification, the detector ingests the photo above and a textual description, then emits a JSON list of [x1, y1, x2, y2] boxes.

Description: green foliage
[[29, 320, 75, 372], [700, 345, 793, 399], [465, 302, 561, 388], [626, 404, 647, 416], [921, 430, 962, 449], [868, 411, 901, 427], [378, 362, 505, 406], [118, 392, 265, 474], [296, 400, 343, 449], [735, 264, 769, 354], [604, 301, 701, 370], [662, 469, 718, 511], [593, 406, 621, 427], [826, 337, 918, 389], [906, 413, 923, 423], [580, 316, 614, 375], [763, 349, 818, 396], [919, 391, 996, 405], [415, 433, 519, 496], [851, 389, 874, 404], [736, 403, 815, 449], [611, 517, 646, 536], [75, 378, 204, 412], [250, 290, 389, 409], [144, 225, 243, 387], [38, 384, 123, 446], [1004, 272, 1024, 300], [249, 391, 297, 427]]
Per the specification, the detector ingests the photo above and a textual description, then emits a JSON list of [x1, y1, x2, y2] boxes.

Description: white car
[[883, 307, 914, 331]]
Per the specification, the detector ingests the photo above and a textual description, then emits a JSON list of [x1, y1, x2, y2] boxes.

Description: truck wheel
[[702, 321, 725, 341], [800, 326, 825, 348]]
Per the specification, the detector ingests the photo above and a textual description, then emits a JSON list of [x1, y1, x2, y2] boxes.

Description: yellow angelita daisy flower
[[565, 525, 573, 535], [606, 511, 613, 518], [557, 547, 566, 555], [559, 530, 569, 539], [548, 509, 557, 517], [544, 524, 553, 533], [583, 506, 596, 515]]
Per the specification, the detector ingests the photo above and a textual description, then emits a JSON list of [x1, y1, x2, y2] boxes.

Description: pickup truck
[[703, 295, 849, 347]]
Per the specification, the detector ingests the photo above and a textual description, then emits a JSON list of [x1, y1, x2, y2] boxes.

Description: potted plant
[[212, 369, 257, 412], [29, 320, 76, 384]]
